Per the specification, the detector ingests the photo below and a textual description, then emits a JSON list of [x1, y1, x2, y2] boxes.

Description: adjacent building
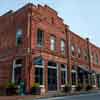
[[0, 3, 100, 93]]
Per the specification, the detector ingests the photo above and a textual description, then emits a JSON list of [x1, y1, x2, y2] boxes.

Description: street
[[35, 93, 100, 100]]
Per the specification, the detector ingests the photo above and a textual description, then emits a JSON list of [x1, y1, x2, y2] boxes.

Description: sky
[[0, 0, 100, 47]]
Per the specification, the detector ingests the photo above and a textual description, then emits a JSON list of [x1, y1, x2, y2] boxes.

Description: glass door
[[48, 68, 57, 91]]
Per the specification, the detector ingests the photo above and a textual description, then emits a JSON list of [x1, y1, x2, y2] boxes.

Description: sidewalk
[[0, 90, 100, 100]]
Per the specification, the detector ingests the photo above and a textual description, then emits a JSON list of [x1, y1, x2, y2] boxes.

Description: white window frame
[[61, 65, 67, 87], [12, 59, 22, 83], [50, 35, 56, 51], [61, 40, 65, 54], [71, 45, 75, 56], [71, 69, 77, 87], [35, 64, 44, 87], [37, 29, 44, 47], [16, 29, 23, 46]]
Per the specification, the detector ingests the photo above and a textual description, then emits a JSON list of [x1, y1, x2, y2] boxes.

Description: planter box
[[6, 87, 17, 96], [31, 87, 40, 95]]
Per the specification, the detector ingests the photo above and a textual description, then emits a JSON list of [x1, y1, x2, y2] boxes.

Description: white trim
[[40, 85, 45, 88], [61, 85, 65, 87], [35, 65, 44, 68], [71, 70, 77, 73], [93, 85, 96, 87], [48, 66, 57, 69], [14, 64, 22, 68], [72, 85, 76, 88], [61, 68, 67, 71]]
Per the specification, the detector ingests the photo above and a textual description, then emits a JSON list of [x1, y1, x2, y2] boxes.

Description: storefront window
[[91, 73, 96, 85], [61, 64, 66, 85], [35, 67, 43, 85], [48, 61, 57, 91], [34, 57, 44, 85], [72, 71, 77, 85]]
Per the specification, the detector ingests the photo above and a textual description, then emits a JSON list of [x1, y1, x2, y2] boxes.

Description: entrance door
[[14, 67, 22, 84], [12, 59, 23, 84], [97, 74, 100, 88], [48, 68, 57, 91]]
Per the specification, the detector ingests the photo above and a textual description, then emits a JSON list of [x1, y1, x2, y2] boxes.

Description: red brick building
[[0, 3, 100, 93]]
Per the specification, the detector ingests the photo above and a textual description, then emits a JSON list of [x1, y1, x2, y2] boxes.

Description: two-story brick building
[[0, 3, 100, 93]]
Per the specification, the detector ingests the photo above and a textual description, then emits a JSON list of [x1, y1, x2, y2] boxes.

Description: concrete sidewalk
[[0, 90, 100, 100]]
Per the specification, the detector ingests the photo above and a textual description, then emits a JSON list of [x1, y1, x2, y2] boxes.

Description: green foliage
[[6, 82, 16, 88], [64, 84, 71, 92], [32, 83, 40, 88]]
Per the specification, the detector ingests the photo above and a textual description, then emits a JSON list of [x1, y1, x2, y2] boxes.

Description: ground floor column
[[57, 63, 61, 92], [44, 59, 48, 93], [25, 56, 33, 93]]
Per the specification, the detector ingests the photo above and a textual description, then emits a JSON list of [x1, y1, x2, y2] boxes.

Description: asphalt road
[[35, 93, 100, 100]]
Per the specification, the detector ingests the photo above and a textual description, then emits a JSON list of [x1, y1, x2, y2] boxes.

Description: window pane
[[72, 72, 76, 85], [35, 68, 43, 85], [50, 36, 56, 51], [16, 29, 23, 46], [61, 40, 65, 54], [61, 71, 66, 85], [71, 45, 75, 56], [37, 29, 44, 47]]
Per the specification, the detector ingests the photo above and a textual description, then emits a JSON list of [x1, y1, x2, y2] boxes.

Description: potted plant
[[6, 82, 17, 96], [31, 83, 40, 95], [0, 84, 5, 96], [85, 85, 93, 91], [75, 84, 83, 91], [63, 84, 71, 93]]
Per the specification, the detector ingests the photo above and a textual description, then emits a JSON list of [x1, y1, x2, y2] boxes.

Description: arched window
[[50, 35, 56, 51], [37, 29, 44, 47], [96, 54, 98, 64], [83, 49, 88, 61], [61, 39, 65, 54], [78, 48, 81, 58], [71, 45, 75, 56]]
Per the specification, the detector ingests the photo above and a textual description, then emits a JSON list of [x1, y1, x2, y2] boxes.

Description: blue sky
[[0, 0, 100, 46]]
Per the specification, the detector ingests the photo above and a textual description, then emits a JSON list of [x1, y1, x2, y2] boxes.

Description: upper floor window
[[78, 48, 81, 58], [50, 35, 56, 51], [37, 29, 44, 47], [91, 53, 94, 63], [83, 49, 88, 61], [96, 54, 98, 64], [71, 45, 75, 56], [16, 29, 23, 46], [61, 39, 65, 54]]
